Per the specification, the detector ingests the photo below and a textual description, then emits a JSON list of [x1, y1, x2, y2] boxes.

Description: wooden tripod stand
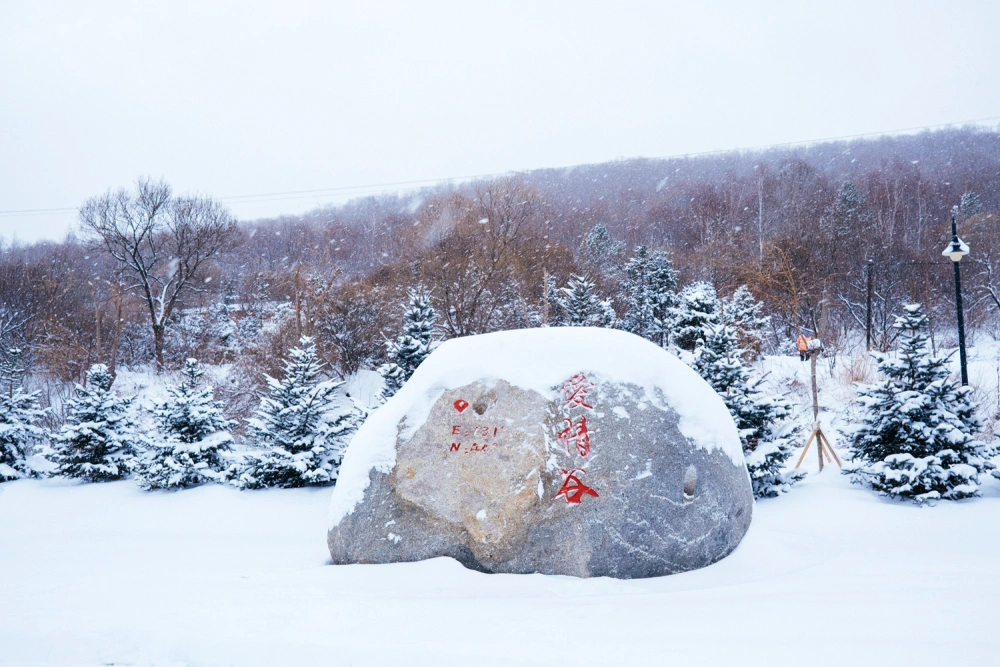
[[796, 420, 841, 471], [795, 346, 842, 472]]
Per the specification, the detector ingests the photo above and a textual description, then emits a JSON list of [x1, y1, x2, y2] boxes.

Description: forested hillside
[[3, 126, 1000, 426]]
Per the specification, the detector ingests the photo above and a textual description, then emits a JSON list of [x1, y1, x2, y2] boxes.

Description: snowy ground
[[4, 344, 1000, 666], [3, 461, 999, 666]]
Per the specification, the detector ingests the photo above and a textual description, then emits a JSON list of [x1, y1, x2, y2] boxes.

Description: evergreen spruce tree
[[846, 304, 993, 502], [208, 283, 240, 356], [722, 285, 770, 361], [136, 358, 236, 490], [241, 337, 360, 488], [670, 281, 720, 351], [960, 191, 983, 219], [379, 286, 437, 398], [693, 325, 804, 498], [49, 364, 140, 482], [821, 180, 871, 262], [0, 348, 48, 481], [541, 272, 567, 326], [560, 274, 616, 327], [580, 224, 625, 278], [378, 361, 406, 399], [619, 246, 678, 347]]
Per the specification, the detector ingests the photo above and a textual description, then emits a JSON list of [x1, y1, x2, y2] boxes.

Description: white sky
[[2, 0, 999, 242]]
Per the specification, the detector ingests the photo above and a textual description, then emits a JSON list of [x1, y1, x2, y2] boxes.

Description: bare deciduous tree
[[80, 178, 237, 370]]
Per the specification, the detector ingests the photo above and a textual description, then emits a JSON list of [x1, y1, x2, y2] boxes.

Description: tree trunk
[[109, 288, 124, 380], [92, 286, 102, 364], [153, 323, 165, 372]]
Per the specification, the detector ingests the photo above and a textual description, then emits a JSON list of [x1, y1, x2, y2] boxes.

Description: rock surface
[[328, 328, 753, 579]]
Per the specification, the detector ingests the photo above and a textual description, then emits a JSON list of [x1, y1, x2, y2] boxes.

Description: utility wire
[[2, 114, 999, 217]]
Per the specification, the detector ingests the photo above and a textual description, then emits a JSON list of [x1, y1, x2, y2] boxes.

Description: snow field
[[2, 468, 999, 667]]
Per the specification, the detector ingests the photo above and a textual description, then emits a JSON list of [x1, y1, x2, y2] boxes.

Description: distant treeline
[[3, 126, 1000, 423]]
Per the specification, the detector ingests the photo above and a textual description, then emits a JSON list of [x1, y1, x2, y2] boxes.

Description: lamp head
[[942, 236, 970, 262]]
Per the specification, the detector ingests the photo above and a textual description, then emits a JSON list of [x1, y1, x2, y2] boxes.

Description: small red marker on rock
[[453, 399, 469, 414]]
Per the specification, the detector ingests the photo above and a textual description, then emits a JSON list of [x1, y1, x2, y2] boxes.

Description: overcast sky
[[1, 0, 998, 242]]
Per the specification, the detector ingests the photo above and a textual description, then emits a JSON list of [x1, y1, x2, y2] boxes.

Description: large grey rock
[[328, 328, 753, 579]]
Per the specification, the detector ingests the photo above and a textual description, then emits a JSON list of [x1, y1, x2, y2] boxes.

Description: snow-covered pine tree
[[846, 303, 994, 502], [208, 284, 240, 357], [241, 337, 360, 488], [49, 364, 140, 482], [378, 286, 437, 398], [540, 272, 567, 326], [670, 281, 720, 351], [580, 224, 625, 278], [619, 246, 678, 347], [692, 325, 804, 498], [821, 180, 869, 258], [0, 348, 48, 482], [378, 361, 406, 399], [722, 285, 770, 361], [560, 274, 616, 328], [136, 358, 236, 490], [960, 191, 983, 219]]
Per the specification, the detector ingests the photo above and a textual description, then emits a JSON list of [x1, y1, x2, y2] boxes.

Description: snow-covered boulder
[[327, 328, 752, 579]]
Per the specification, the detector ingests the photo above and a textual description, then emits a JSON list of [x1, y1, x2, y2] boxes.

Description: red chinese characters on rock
[[554, 374, 599, 505], [554, 468, 599, 504], [560, 373, 595, 411], [557, 416, 592, 457]]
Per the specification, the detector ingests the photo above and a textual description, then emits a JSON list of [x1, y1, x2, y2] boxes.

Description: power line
[[2, 114, 998, 218], [0, 206, 79, 216]]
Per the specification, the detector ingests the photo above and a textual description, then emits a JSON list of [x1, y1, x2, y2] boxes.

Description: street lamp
[[941, 209, 970, 385], [865, 259, 874, 351]]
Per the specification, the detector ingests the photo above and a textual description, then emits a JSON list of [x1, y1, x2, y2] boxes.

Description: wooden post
[[810, 351, 819, 421], [816, 421, 824, 472], [819, 430, 842, 467], [797, 420, 842, 471], [796, 430, 817, 468], [795, 343, 842, 472]]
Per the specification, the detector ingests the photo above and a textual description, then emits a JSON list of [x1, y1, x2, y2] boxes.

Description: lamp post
[[942, 210, 970, 385], [865, 259, 874, 351]]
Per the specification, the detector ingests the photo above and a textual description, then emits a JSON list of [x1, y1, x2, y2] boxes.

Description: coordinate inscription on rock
[[328, 328, 754, 579], [448, 398, 507, 454]]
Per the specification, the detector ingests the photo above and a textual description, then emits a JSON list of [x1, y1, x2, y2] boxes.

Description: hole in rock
[[473, 400, 488, 415], [683, 465, 697, 500]]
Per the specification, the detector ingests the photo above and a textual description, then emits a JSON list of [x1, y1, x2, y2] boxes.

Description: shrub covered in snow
[[136, 358, 237, 490], [0, 348, 48, 482], [49, 364, 141, 482], [239, 337, 362, 489], [846, 304, 994, 502], [692, 324, 804, 498]]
